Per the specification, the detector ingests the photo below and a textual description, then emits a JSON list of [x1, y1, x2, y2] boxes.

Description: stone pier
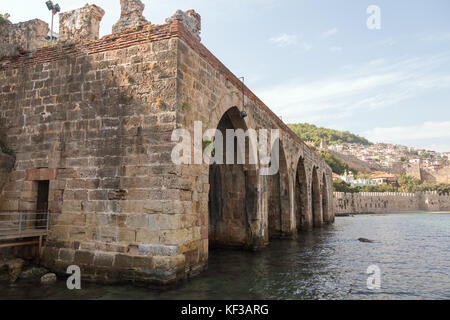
[[0, 1, 334, 286]]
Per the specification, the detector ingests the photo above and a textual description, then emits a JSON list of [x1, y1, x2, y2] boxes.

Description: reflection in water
[[1, 213, 449, 300]]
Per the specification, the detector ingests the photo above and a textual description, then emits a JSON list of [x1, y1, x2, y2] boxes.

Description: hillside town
[[311, 140, 450, 187], [327, 142, 449, 172]]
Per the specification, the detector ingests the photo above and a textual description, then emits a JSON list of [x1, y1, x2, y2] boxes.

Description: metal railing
[[0, 212, 49, 240]]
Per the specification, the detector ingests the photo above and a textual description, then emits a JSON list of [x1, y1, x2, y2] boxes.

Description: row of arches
[[207, 107, 332, 249]]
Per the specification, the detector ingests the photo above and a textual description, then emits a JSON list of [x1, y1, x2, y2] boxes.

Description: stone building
[[0, 0, 334, 285]]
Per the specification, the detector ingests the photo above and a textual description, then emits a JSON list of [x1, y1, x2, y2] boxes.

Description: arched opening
[[322, 173, 329, 223], [311, 167, 323, 227], [208, 107, 257, 249], [267, 140, 290, 238], [295, 158, 308, 230]]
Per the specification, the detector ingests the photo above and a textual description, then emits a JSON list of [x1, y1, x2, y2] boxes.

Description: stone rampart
[[334, 192, 450, 214], [0, 19, 49, 58]]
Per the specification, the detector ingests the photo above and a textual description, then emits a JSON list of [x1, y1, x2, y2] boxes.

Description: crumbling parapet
[[112, 0, 149, 33], [166, 9, 201, 41], [59, 4, 105, 44], [0, 19, 49, 58]]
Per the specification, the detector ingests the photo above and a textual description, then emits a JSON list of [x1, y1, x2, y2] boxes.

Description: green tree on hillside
[[320, 151, 349, 175], [398, 175, 422, 192], [333, 180, 357, 193], [288, 123, 372, 146]]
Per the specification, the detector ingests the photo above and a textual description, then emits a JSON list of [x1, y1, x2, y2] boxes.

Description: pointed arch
[[267, 139, 290, 238], [208, 106, 258, 249]]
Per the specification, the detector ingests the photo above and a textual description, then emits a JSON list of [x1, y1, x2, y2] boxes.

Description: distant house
[[370, 173, 399, 186], [339, 171, 376, 187]]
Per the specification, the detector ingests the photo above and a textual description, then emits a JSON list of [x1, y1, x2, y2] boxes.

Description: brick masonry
[[0, 4, 334, 285]]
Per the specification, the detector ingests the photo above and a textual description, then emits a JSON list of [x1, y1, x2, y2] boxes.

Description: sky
[[5, 0, 450, 152]]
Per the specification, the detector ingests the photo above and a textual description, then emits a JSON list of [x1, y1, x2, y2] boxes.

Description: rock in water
[[7, 258, 24, 283], [358, 238, 374, 243], [20, 266, 49, 280], [41, 273, 57, 284]]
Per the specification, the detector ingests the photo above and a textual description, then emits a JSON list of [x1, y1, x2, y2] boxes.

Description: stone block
[[59, 4, 105, 44], [153, 255, 185, 272], [94, 252, 115, 267], [74, 250, 94, 266], [112, 0, 149, 33], [138, 244, 179, 257], [113, 254, 134, 269], [133, 256, 154, 269], [58, 248, 75, 262]]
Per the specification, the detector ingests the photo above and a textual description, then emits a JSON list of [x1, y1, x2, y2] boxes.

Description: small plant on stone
[[0, 13, 10, 25]]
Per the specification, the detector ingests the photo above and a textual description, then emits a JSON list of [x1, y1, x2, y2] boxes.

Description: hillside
[[288, 123, 372, 146]]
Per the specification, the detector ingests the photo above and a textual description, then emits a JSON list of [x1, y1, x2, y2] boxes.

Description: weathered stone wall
[[166, 10, 201, 41], [0, 23, 188, 284], [0, 19, 48, 58], [112, 0, 148, 33], [422, 167, 450, 184], [59, 4, 105, 44], [0, 7, 334, 285], [404, 165, 450, 184], [420, 191, 450, 211], [434, 167, 450, 184], [0, 152, 14, 191], [334, 192, 450, 215]]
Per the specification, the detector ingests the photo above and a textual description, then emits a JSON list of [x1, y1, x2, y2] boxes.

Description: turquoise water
[[1, 212, 449, 300]]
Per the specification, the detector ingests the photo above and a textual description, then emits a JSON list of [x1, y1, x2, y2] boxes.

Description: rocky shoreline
[[0, 257, 57, 285]]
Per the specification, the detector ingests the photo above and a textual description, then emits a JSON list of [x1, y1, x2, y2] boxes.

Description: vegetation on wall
[[288, 123, 372, 146], [0, 13, 10, 25]]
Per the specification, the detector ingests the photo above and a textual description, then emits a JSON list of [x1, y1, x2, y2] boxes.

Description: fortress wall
[[0, 2, 334, 285], [420, 192, 450, 211], [0, 19, 49, 58], [334, 192, 450, 214], [0, 25, 185, 284]]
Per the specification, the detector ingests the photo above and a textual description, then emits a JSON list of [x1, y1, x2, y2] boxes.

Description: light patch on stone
[[138, 244, 179, 257]]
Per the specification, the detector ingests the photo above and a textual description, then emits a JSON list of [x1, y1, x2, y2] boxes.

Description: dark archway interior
[[322, 173, 329, 223], [295, 158, 308, 230], [268, 141, 289, 238], [208, 108, 256, 249], [311, 167, 322, 227]]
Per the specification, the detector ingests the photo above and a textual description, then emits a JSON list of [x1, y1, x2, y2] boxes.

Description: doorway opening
[[36, 180, 49, 229]]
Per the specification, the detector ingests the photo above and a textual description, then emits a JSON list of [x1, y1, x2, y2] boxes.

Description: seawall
[[334, 191, 450, 215]]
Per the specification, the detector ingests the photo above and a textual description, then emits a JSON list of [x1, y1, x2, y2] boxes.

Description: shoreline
[[336, 211, 450, 217]]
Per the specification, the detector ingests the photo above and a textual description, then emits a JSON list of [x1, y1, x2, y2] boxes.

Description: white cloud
[[417, 32, 450, 42], [363, 122, 450, 152], [269, 33, 298, 47], [364, 122, 450, 141], [322, 28, 338, 38], [255, 54, 450, 124], [330, 46, 342, 52], [269, 33, 312, 51]]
